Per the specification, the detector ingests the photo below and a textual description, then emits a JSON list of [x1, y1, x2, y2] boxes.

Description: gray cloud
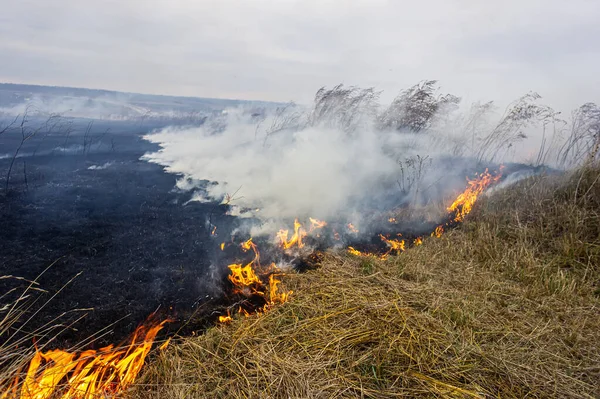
[[1, 0, 598, 110]]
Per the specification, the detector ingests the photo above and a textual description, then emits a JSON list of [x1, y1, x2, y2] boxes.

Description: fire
[[431, 225, 444, 238], [277, 219, 307, 249], [347, 223, 359, 233], [347, 246, 388, 260], [388, 217, 397, 223], [219, 311, 233, 324], [211, 225, 217, 236], [222, 235, 292, 323], [227, 263, 262, 294], [4, 320, 169, 399], [220, 242, 225, 251], [379, 235, 405, 254], [447, 168, 502, 222], [268, 274, 292, 304], [241, 238, 256, 252], [347, 246, 363, 256], [413, 237, 423, 246], [308, 217, 327, 232]]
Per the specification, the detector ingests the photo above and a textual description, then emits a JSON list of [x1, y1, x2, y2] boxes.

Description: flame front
[[277, 219, 307, 249], [447, 168, 502, 222], [4, 320, 169, 399], [221, 236, 293, 323]]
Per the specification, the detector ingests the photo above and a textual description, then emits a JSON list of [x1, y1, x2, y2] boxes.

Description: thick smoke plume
[[142, 82, 597, 234]]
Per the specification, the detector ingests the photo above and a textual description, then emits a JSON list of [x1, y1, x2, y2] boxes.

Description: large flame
[[3, 320, 169, 399], [447, 168, 502, 222]]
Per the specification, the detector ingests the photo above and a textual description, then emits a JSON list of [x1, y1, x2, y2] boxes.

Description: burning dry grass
[[129, 166, 600, 398]]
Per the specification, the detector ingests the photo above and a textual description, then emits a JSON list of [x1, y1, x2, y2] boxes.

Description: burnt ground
[[0, 117, 546, 350], [0, 122, 242, 348]]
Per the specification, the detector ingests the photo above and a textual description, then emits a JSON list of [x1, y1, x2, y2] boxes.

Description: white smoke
[[143, 109, 453, 230], [141, 84, 578, 234]]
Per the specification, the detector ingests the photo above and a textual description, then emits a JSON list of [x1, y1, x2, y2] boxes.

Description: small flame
[[347, 246, 388, 260], [413, 237, 423, 246], [4, 320, 169, 399], [431, 225, 444, 238], [277, 219, 307, 249], [227, 263, 262, 294], [308, 217, 327, 232], [379, 235, 405, 253], [241, 238, 255, 252], [211, 225, 217, 236], [347, 246, 363, 256], [219, 311, 233, 324], [347, 223, 359, 233], [388, 217, 397, 223], [268, 274, 292, 305], [220, 242, 225, 251]]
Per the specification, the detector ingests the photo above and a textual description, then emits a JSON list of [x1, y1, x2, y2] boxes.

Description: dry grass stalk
[[130, 166, 600, 398]]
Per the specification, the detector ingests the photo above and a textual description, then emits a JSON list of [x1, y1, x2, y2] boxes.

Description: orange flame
[[347, 246, 363, 256], [219, 311, 233, 324], [211, 225, 217, 236], [268, 274, 292, 304], [431, 225, 444, 238], [347, 223, 359, 233], [379, 235, 405, 254], [277, 219, 307, 249], [347, 246, 389, 260], [4, 320, 169, 399], [224, 235, 292, 320], [227, 263, 262, 294], [447, 168, 502, 222], [413, 237, 423, 246], [308, 217, 327, 232]]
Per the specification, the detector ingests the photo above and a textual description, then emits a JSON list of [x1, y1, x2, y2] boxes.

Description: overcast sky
[[1, 0, 598, 110]]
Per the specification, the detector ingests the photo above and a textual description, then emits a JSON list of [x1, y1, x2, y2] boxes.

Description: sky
[[1, 0, 598, 111]]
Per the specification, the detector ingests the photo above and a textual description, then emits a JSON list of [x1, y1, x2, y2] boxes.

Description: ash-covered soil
[[0, 124, 237, 347]]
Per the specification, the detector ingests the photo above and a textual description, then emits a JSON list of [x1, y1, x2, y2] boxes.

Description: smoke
[[142, 100, 467, 234], [142, 83, 589, 236]]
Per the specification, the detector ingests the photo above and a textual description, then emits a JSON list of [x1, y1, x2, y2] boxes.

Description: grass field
[[127, 165, 600, 398]]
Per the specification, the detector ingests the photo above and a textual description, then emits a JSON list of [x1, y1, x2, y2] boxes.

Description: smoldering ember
[[1, 81, 599, 398]]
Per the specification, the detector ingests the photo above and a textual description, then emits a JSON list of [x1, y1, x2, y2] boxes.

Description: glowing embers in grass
[[447, 168, 503, 222], [3, 320, 169, 399]]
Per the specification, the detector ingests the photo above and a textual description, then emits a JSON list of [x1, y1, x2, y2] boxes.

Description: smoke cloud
[[142, 83, 591, 236]]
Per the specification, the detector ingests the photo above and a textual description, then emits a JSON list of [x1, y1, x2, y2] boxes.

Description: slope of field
[[132, 166, 600, 398]]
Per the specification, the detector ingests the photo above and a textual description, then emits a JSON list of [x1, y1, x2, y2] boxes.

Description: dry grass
[[131, 167, 600, 398]]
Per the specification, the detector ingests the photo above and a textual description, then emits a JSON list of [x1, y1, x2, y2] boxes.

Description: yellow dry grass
[[129, 166, 600, 398]]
